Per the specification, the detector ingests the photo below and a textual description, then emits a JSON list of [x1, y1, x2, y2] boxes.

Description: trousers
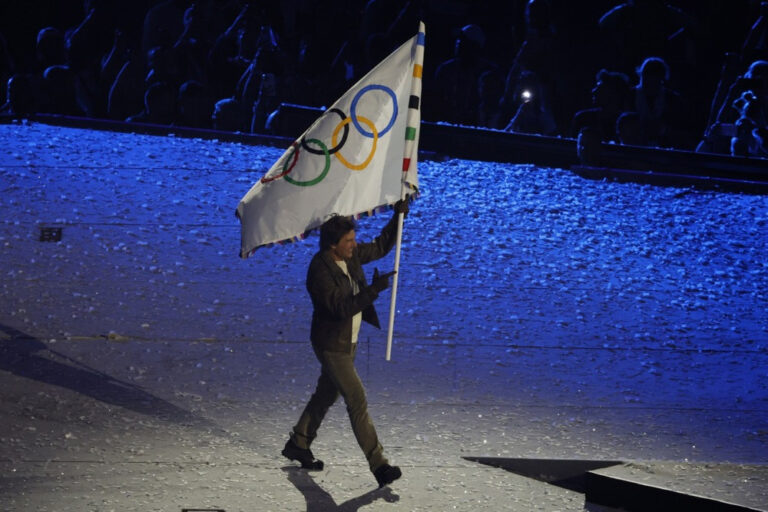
[[291, 345, 387, 472]]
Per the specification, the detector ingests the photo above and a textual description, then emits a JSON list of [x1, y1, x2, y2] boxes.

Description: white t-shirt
[[335, 260, 362, 344]]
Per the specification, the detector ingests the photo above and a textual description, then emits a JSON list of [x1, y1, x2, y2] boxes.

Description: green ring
[[284, 139, 331, 187]]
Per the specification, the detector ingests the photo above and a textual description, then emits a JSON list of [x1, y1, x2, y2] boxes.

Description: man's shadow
[[282, 467, 400, 511], [0, 323, 215, 429]]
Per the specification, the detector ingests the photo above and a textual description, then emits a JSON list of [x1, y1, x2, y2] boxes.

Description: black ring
[[301, 108, 349, 155]]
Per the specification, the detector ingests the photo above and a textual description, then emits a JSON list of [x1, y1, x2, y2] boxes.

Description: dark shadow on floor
[[0, 323, 216, 429], [282, 466, 399, 511], [464, 456, 623, 493]]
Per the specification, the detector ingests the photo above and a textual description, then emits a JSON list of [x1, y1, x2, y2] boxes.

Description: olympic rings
[[332, 116, 378, 170], [261, 83, 397, 187], [351, 85, 397, 137], [283, 139, 331, 186], [301, 108, 348, 155]]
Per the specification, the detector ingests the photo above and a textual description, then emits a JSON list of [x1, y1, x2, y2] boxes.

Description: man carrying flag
[[282, 199, 408, 487], [237, 21, 425, 487]]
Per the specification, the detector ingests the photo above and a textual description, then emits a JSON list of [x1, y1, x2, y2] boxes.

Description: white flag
[[237, 22, 424, 258]]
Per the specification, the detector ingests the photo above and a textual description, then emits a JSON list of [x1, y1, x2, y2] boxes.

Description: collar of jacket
[[319, 249, 365, 284]]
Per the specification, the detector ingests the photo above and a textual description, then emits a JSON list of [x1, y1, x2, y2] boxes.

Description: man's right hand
[[371, 268, 396, 292], [394, 198, 410, 217]]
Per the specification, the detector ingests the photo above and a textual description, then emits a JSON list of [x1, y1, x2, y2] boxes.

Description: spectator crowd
[[2, 0, 768, 158]]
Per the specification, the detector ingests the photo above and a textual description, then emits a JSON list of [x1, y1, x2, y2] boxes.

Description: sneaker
[[373, 464, 402, 488], [282, 439, 324, 471]]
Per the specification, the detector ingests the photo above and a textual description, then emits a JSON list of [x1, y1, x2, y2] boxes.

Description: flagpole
[[385, 192, 406, 361], [386, 21, 424, 361]]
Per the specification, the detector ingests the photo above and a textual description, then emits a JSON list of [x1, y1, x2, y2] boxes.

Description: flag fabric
[[237, 22, 425, 258]]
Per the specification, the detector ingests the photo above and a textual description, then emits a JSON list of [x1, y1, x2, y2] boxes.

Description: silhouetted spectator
[[35, 27, 66, 70], [515, 0, 556, 66], [285, 2, 360, 104], [730, 89, 768, 157], [572, 69, 631, 142], [126, 81, 176, 124], [144, 45, 183, 89], [431, 23, 499, 125], [616, 111, 644, 146], [359, 0, 426, 71], [0, 74, 35, 116], [142, 0, 189, 55], [106, 53, 146, 121], [172, 2, 212, 85], [285, 0, 364, 107], [598, 0, 691, 77], [498, 0, 562, 131], [294, 26, 352, 107], [476, 69, 505, 129], [238, 25, 283, 104], [714, 60, 768, 125], [25, 27, 68, 116], [631, 56, 690, 148], [699, 59, 768, 155], [66, 0, 121, 116], [41, 65, 87, 116], [100, 29, 133, 94], [536, 2, 608, 132], [504, 70, 556, 135], [701, 52, 743, 139], [657, 2, 725, 137], [67, 1, 117, 70], [250, 71, 280, 133], [207, 4, 263, 100], [177, 79, 213, 128], [360, 0, 415, 47], [211, 96, 249, 132], [239, 28, 291, 132]]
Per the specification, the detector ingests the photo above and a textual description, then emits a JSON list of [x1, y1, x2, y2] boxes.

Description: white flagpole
[[386, 21, 424, 361], [385, 193, 406, 361]]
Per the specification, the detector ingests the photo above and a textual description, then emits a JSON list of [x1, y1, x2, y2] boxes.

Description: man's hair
[[319, 215, 356, 250]]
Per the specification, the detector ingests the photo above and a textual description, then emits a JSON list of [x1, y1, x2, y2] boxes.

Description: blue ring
[[350, 84, 398, 138]]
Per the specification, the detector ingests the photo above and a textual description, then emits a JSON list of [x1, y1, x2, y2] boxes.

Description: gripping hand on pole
[[393, 198, 410, 217]]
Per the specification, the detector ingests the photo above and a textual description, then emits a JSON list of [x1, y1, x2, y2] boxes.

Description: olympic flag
[[236, 23, 424, 257]]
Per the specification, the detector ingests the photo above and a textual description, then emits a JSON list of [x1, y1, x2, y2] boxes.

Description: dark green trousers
[[291, 346, 387, 472]]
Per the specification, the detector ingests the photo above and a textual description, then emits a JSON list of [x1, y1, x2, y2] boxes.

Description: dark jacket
[[306, 215, 399, 353]]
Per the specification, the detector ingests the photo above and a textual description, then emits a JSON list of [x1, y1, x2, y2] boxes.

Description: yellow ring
[[332, 116, 378, 170]]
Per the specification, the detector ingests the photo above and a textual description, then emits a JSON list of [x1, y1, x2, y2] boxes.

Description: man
[[282, 199, 409, 488]]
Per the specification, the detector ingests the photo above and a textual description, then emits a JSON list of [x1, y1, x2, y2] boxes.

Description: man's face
[[331, 230, 356, 261]]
